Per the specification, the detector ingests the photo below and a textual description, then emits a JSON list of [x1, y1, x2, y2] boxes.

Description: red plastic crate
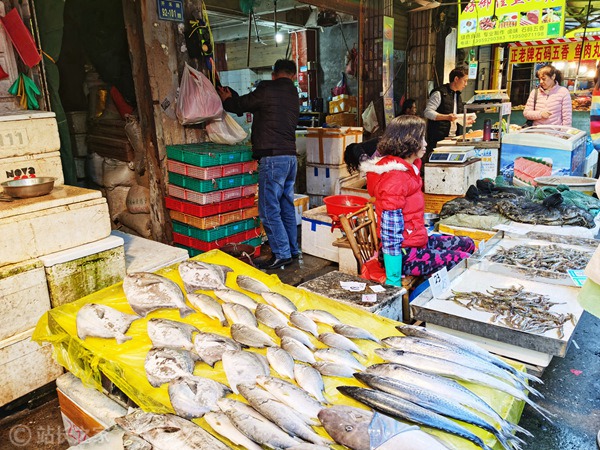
[[168, 184, 257, 205], [172, 227, 262, 252], [167, 159, 257, 180], [165, 196, 256, 218]]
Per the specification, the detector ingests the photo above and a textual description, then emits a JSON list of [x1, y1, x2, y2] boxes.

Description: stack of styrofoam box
[[305, 127, 363, 207], [301, 204, 343, 262], [66, 111, 89, 185], [165, 143, 262, 257]]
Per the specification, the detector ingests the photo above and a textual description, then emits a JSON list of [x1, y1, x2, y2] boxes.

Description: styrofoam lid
[[0, 110, 56, 122], [40, 235, 124, 267]]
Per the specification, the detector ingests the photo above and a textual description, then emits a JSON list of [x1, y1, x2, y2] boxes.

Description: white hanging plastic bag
[[362, 101, 379, 134], [206, 111, 248, 145], [175, 63, 223, 125]]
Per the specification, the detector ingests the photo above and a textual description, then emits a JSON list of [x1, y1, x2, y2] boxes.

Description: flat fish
[[302, 309, 342, 326], [222, 302, 258, 327], [318, 332, 365, 357], [178, 260, 230, 292], [256, 375, 323, 424], [222, 350, 270, 393], [230, 323, 277, 348], [193, 332, 241, 367], [261, 292, 298, 315], [266, 347, 296, 379], [290, 311, 319, 337], [116, 409, 230, 450], [237, 275, 271, 294], [76, 303, 138, 344], [275, 326, 316, 350], [144, 347, 195, 387], [317, 405, 372, 450], [204, 411, 263, 450], [333, 324, 379, 343], [218, 397, 301, 449], [147, 318, 198, 352], [256, 303, 289, 329], [281, 336, 316, 364], [123, 272, 193, 317], [338, 386, 494, 450], [122, 433, 152, 450], [294, 364, 326, 403], [214, 289, 258, 311], [238, 383, 331, 446], [168, 376, 231, 419], [187, 293, 227, 326], [314, 348, 365, 371], [312, 361, 356, 379]]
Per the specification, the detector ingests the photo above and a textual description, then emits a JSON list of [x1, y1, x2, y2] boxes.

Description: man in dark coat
[[218, 59, 300, 270]]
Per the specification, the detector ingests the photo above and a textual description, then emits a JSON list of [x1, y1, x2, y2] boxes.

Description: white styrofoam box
[[301, 205, 343, 262], [40, 235, 126, 307], [339, 175, 370, 199], [306, 127, 363, 165], [66, 111, 88, 134], [0, 111, 60, 158], [294, 193, 309, 226], [0, 259, 50, 342], [0, 328, 63, 406], [0, 151, 64, 191], [585, 150, 598, 178], [309, 194, 325, 208], [0, 186, 111, 265], [338, 245, 359, 276], [296, 130, 308, 156], [111, 230, 189, 273], [424, 159, 481, 195], [306, 163, 351, 196], [71, 134, 88, 157]]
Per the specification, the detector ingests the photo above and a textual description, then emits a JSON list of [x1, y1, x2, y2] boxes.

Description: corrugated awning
[[508, 35, 600, 47]]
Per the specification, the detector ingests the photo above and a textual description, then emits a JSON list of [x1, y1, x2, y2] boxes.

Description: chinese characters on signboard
[[157, 0, 184, 22], [457, 0, 566, 48], [509, 40, 600, 64]]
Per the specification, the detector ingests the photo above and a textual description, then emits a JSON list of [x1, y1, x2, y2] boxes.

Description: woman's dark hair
[[401, 98, 416, 115], [376, 115, 426, 159], [537, 64, 563, 85], [344, 138, 380, 173]]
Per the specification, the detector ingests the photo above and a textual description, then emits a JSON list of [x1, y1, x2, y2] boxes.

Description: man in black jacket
[[218, 59, 300, 270]]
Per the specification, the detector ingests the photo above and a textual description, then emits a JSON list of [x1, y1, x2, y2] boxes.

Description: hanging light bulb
[[275, 31, 283, 43]]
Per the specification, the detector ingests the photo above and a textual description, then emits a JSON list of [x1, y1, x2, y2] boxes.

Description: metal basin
[[1, 177, 57, 199]]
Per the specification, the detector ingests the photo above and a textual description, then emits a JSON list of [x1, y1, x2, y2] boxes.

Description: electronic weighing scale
[[429, 146, 476, 164]]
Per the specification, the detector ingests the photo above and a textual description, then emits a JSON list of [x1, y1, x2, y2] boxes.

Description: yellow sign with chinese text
[[457, 0, 565, 49], [508, 40, 600, 64]]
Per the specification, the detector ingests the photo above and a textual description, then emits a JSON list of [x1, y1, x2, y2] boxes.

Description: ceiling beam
[[296, 0, 359, 17]]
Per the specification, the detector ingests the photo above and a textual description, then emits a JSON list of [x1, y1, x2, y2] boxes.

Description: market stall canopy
[[507, 35, 600, 64]]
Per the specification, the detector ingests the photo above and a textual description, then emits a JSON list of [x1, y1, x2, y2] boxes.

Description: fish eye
[[345, 425, 354, 432]]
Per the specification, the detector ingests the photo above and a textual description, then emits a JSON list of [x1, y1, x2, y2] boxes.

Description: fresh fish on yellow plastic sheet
[[144, 347, 195, 388], [187, 293, 227, 326], [275, 326, 316, 350], [214, 288, 258, 312], [168, 375, 231, 419], [147, 318, 198, 352], [302, 309, 342, 326], [281, 336, 316, 364], [76, 303, 139, 344], [266, 347, 296, 379], [178, 260, 231, 292], [123, 272, 194, 318], [290, 311, 319, 337], [261, 292, 298, 315], [222, 349, 270, 394], [318, 332, 365, 357], [256, 303, 289, 329], [256, 375, 323, 424], [294, 363, 327, 403], [193, 332, 241, 367], [314, 348, 365, 372], [230, 323, 277, 348], [222, 302, 258, 328], [333, 323, 380, 343], [204, 411, 263, 450], [237, 274, 271, 294], [312, 361, 356, 379]]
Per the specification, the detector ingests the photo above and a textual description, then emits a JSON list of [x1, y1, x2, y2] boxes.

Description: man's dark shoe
[[257, 256, 292, 270], [292, 253, 301, 260]]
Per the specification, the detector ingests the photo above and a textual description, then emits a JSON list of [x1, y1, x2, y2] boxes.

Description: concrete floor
[[1, 250, 599, 450]]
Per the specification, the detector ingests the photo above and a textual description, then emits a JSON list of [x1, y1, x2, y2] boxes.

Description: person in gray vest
[[424, 67, 471, 161]]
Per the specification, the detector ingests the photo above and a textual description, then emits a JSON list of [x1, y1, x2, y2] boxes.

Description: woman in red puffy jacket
[[361, 115, 475, 286]]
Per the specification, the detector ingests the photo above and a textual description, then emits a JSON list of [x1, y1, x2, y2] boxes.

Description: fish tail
[[509, 422, 534, 438], [520, 382, 544, 398], [524, 397, 555, 422], [116, 334, 132, 344], [520, 371, 544, 384], [180, 306, 196, 318], [220, 318, 229, 327]]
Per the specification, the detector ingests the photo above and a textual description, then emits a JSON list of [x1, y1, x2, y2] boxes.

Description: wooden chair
[[338, 203, 379, 274]]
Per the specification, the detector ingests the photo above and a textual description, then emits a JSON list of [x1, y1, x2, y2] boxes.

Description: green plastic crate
[[166, 143, 253, 167], [172, 217, 260, 242], [176, 236, 262, 257], [168, 172, 259, 193]]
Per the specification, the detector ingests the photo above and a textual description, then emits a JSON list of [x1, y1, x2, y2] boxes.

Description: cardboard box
[[329, 95, 357, 113], [423, 192, 464, 214], [66, 111, 88, 135], [0, 151, 65, 190], [0, 111, 60, 158], [306, 127, 362, 165], [325, 113, 357, 127], [301, 205, 343, 262]]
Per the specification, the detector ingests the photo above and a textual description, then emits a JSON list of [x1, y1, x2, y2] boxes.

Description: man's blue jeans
[[258, 155, 299, 260]]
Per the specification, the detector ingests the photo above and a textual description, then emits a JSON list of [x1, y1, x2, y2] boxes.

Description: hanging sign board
[[157, 0, 184, 22], [457, 0, 566, 49], [508, 38, 600, 64]]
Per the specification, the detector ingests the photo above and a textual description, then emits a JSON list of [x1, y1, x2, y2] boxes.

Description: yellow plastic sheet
[[33, 250, 524, 449]]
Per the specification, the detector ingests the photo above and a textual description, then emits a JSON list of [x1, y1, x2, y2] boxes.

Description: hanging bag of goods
[[175, 63, 223, 125], [205, 111, 248, 145]]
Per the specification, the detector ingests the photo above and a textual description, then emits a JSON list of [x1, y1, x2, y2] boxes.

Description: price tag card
[[340, 281, 367, 292], [362, 294, 378, 303], [429, 267, 451, 298], [568, 269, 587, 287], [370, 285, 386, 293], [501, 102, 512, 115]]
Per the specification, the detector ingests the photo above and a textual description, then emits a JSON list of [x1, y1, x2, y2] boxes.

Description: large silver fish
[[115, 409, 230, 450], [217, 397, 301, 449], [318, 332, 365, 357], [144, 347, 195, 387], [122, 433, 152, 450], [396, 324, 542, 384], [222, 350, 270, 394], [178, 260, 230, 292], [76, 303, 138, 344], [281, 336, 316, 364], [374, 348, 553, 421], [193, 332, 241, 367], [168, 376, 231, 419], [230, 323, 277, 348], [238, 383, 331, 445], [256, 303, 289, 329], [256, 375, 323, 424], [275, 326, 316, 350], [187, 293, 227, 326], [214, 288, 258, 311], [123, 272, 193, 317], [204, 411, 263, 450], [290, 311, 319, 337], [267, 347, 296, 379], [355, 372, 522, 450], [294, 364, 326, 403], [261, 292, 297, 315], [314, 348, 365, 371], [338, 386, 494, 450], [147, 318, 198, 352], [302, 309, 342, 326], [237, 275, 271, 294], [333, 324, 379, 343], [312, 361, 356, 379], [222, 303, 258, 328]]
